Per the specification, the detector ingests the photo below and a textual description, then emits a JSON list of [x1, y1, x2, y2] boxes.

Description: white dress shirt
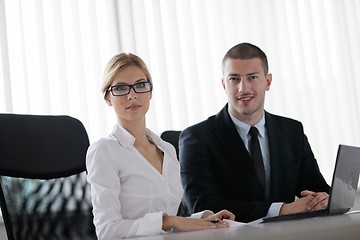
[[86, 124, 184, 239]]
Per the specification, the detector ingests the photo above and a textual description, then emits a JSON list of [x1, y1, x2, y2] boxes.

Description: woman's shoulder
[[87, 135, 120, 157], [90, 136, 116, 147]]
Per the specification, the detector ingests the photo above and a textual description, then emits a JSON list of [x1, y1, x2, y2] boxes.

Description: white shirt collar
[[228, 110, 266, 140], [111, 123, 161, 148]]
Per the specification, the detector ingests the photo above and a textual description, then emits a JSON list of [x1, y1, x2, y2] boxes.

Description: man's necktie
[[249, 126, 266, 192]]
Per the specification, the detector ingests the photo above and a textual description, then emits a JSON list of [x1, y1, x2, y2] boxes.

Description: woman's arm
[[163, 210, 235, 232]]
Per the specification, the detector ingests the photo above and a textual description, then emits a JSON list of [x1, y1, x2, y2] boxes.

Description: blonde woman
[[86, 53, 235, 239]]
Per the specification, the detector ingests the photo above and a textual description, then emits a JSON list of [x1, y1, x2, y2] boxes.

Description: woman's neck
[[119, 118, 150, 146]]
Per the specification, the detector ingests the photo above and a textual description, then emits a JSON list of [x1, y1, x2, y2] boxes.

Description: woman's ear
[[105, 97, 112, 106]]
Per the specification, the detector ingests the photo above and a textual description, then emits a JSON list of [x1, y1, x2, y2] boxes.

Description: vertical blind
[[1, 0, 360, 183]]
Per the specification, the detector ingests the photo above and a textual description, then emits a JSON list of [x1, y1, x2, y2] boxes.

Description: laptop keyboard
[[262, 209, 329, 223]]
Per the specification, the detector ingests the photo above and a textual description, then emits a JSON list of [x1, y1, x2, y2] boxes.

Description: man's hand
[[280, 194, 314, 215], [280, 190, 329, 215], [301, 190, 329, 211]]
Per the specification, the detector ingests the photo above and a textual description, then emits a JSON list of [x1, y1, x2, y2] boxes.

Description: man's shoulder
[[182, 114, 216, 134], [183, 105, 229, 133], [265, 111, 302, 126]]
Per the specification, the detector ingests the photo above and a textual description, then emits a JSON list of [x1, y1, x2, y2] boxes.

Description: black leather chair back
[[160, 130, 189, 216], [0, 114, 96, 240], [160, 130, 181, 159]]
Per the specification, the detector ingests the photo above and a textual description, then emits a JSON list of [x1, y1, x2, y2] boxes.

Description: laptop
[[262, 144, 360, 223]]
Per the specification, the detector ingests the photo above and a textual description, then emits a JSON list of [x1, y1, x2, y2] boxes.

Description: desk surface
[[131, 211, 360, 240], [1, 191, 359, 240]]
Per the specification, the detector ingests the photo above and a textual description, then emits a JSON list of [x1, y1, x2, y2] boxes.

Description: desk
[[130, 211, 360, 240], [1, 191, 359, 240]]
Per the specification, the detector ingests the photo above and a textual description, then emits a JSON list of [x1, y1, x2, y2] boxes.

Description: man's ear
[[221, 78, 226, 90], [265, 73, 272, 91]]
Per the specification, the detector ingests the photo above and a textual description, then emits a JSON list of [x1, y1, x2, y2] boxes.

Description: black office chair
[[160, 130, 181, 159], [0, 114, 97, 240], [160, 130, 189, 216]]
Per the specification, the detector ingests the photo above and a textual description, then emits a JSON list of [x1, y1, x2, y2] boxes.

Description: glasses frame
[[107, 80, 153, 96]]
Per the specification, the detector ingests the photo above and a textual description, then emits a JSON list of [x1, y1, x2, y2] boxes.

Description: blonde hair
[[101, 53, 152, 98]]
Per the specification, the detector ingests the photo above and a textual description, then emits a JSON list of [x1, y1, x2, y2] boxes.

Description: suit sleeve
[[266, 117, 330, 201], [296, 133, 331, 195]]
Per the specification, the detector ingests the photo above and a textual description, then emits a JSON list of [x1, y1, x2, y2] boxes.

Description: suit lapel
[[265, 112, 285, 200], [212, 105, 250, 165], [212, 105, 265, 198]]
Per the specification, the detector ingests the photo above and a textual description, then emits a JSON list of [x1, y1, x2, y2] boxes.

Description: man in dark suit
[[179, 42, 330, 223]]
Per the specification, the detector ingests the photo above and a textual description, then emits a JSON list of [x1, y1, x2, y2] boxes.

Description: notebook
[[262, 144, 360, 223]]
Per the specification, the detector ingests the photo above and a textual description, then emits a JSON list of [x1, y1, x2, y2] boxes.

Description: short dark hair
[[222, 42, 268, 74]]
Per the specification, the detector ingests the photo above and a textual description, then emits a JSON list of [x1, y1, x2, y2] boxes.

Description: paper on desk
[[223, 218, 263, 228]]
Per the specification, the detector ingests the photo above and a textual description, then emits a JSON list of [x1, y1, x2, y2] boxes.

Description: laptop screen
[[328, 145, 360, 213]]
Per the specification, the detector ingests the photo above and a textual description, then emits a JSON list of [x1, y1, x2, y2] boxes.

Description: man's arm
[[179, 127, 271, 223], [280, 132, 330, 215]]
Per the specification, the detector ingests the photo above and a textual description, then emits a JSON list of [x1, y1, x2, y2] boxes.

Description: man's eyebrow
[[227, 72, 259, 77], [246, 72, 260, 76], [227, 73, 240, 77]]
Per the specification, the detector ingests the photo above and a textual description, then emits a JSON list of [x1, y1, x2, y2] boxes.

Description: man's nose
[[237, 77, 248, 92]]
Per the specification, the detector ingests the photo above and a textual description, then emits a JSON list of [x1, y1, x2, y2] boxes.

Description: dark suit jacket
[[179, 104, 330, 222]]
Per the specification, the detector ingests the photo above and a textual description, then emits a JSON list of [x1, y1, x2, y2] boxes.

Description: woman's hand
[[205, 210, 236, 222], [163, 216, 216, 232], [162, 210, 235, 233]]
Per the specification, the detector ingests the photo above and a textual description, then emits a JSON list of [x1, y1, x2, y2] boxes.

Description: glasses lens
[[111, 85, 130, 96], [109, 81, 152, 96], [133, 81, 152, 93]]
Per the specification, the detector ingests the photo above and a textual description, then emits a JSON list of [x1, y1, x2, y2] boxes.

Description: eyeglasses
[[107, 80, 153, 96]]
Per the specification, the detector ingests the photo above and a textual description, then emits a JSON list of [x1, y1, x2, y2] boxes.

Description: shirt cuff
[[265, 202, 284, 217], [133, 211, 164, 237]]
